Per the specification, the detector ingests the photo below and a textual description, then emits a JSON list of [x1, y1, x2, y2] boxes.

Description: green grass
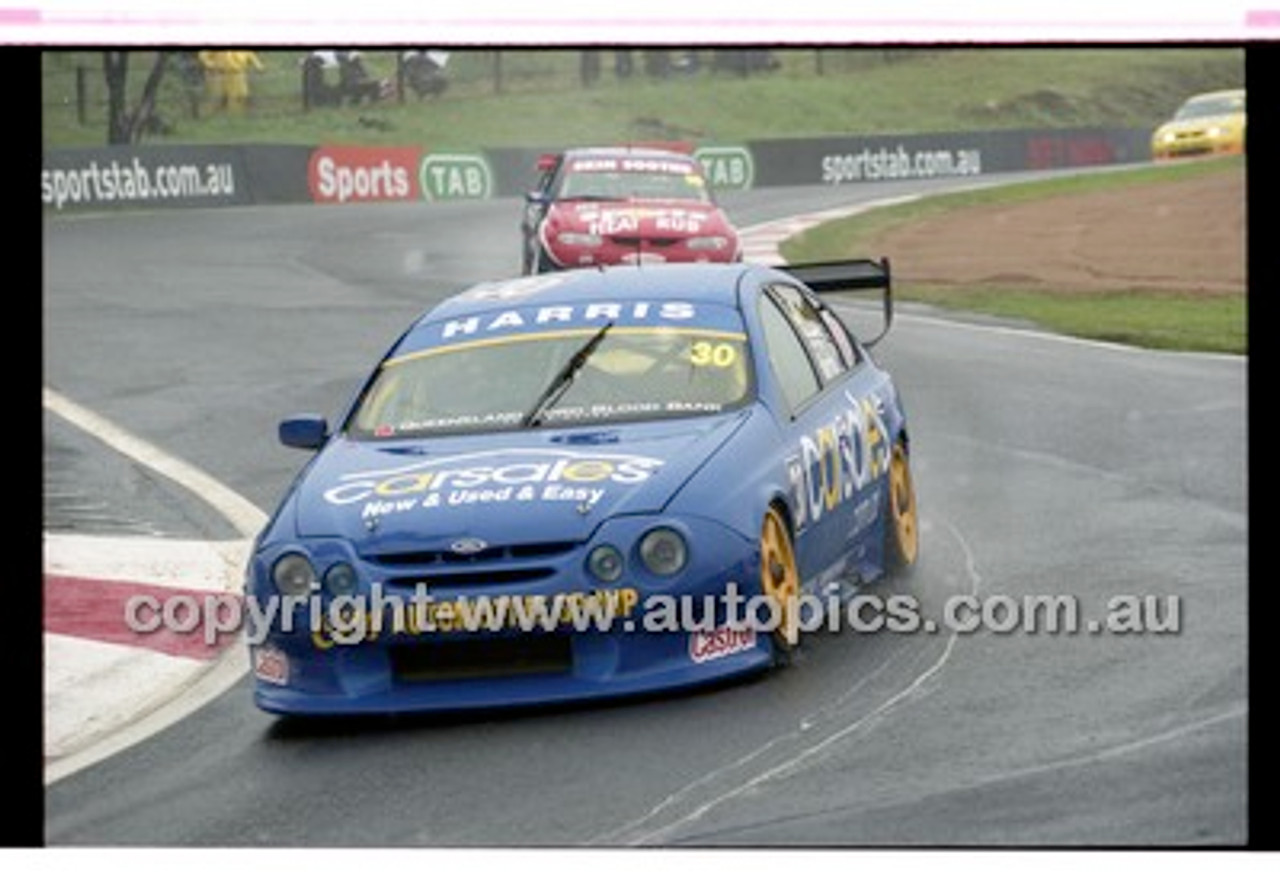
[[781, 157, 1246, 354], [893, 287, 1246, 354], [41, 47, 1244, 149]]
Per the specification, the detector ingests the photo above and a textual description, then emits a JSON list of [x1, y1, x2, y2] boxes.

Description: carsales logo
[[308, 146, 421, 204]]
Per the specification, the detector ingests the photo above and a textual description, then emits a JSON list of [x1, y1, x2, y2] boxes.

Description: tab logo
[[694, 146, 755, 191], [420, 153, 494, 201]]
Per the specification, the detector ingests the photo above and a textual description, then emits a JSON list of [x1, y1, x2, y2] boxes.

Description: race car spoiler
[[780, 257, 894, 346], [779, 257, 892, 296]]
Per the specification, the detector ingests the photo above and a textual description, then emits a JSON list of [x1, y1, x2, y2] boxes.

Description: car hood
[[546, 198, 734, 238], [1160, 112, 1244, 133], [288, 412, 751, 549]]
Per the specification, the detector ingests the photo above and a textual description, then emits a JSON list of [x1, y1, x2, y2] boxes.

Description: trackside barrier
[[42, 127, 1152, 213]]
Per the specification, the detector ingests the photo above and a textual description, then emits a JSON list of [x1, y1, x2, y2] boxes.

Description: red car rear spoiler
[[535, 142, 699, 173]]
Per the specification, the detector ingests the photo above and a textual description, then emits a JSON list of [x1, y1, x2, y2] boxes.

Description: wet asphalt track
[[42, 176, 1247, 846]]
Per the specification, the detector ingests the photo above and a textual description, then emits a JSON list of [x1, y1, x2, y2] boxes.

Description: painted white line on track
[[44, 533, 253, 589], [836, 299, 1248, 360], [45, 634, 251, 785], [44, 634, 205, 762], [43, 387, 267, 538], [43, 387, 267, 785]]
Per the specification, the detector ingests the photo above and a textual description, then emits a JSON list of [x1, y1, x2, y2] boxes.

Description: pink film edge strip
[[8, 9, 1280, 32]]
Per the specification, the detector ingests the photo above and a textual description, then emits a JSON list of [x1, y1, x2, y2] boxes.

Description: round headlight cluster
[[586, 544, 625, 582], [639, 527, 688, 577], [272, 553, 316, 597], [586, 528, 690, 581], [323, 562, 359, 597], [272, 554, 360, 598]]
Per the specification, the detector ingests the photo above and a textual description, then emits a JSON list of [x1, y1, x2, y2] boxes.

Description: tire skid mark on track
[[42, 387, 267, 539], [672, 701, 1247, 845], [588, 516, 977, 846], [583, 640, 908, 846]]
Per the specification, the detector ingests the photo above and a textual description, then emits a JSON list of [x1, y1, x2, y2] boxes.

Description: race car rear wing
[[779, 257, 894, 347]]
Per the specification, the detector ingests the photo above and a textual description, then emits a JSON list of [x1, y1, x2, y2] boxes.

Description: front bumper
[[251, 625, 774, 715], [246, 515, 775, 715], [1152, 133, 1244, 160]]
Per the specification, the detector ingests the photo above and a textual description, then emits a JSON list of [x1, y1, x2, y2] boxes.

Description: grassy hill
[[41, 47, 1244, 150]]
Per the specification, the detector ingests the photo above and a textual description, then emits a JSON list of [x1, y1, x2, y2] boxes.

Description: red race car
[[521, 146, 742, 275]]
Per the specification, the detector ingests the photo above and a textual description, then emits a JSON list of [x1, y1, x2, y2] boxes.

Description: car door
[[757, 281, 882, 589]]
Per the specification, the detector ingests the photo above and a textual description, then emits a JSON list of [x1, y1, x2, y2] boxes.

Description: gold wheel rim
[[761, 507, 800, 648], [889, 443, 919, 565]]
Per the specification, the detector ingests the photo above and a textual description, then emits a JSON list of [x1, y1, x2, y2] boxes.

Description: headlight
[[638, 527, 688, 576], [556, 231, 603, 247], [272, 553, 316, 597], [586, 544, 625, 582], [686, 236, 729, 251], [323, 561, 359, 597]]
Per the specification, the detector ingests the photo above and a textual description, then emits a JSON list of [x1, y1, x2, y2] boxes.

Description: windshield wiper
[[520, 321, 613, 428]]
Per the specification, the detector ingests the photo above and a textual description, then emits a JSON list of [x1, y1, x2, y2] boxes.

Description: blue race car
[[246, 259, 917, 715]]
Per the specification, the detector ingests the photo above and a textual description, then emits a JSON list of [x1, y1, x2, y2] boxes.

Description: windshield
[[1175, 94, 1244, 119], [348, 322, 753, 439], [557, 162, 711, 202]]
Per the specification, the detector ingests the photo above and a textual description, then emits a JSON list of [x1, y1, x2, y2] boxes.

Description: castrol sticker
[[689, 625, 757, 663]]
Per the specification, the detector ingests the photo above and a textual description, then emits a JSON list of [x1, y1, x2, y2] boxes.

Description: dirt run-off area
[[866, 164, 1246, 295]]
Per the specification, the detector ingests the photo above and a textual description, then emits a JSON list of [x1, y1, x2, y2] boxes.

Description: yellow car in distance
[[1151, 88, 1246, 161]]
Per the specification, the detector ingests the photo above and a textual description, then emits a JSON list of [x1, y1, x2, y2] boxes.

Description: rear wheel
[[760, 504, 800, 659], [885, 440, 919, 572]]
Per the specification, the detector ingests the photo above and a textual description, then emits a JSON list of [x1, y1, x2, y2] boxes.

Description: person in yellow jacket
[[197, 49, 228, 110], [223, 50, 265, 113]]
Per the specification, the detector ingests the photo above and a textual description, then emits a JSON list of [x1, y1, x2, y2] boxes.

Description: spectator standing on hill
[[338, 51, 387, 105], [223, 50, 264, 113], [197, 49, 228, 110]]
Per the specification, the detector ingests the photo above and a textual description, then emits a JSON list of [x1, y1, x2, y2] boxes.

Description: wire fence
[[42, 48, 931, 139]]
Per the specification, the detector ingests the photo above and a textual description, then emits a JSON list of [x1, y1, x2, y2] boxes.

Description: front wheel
[[533, 246, 560, 274], [884, 440, 919, 573], [760, 504, 800, 661]]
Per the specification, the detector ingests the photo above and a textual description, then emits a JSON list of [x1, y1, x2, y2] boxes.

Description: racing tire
[[534, 248, 559, 274], [760, 504, 801, 664], [884, 439, 919, 574]]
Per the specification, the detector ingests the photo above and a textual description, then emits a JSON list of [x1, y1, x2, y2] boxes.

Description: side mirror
[[279, 414, 329, 450], [525, 190, 549, 205]]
